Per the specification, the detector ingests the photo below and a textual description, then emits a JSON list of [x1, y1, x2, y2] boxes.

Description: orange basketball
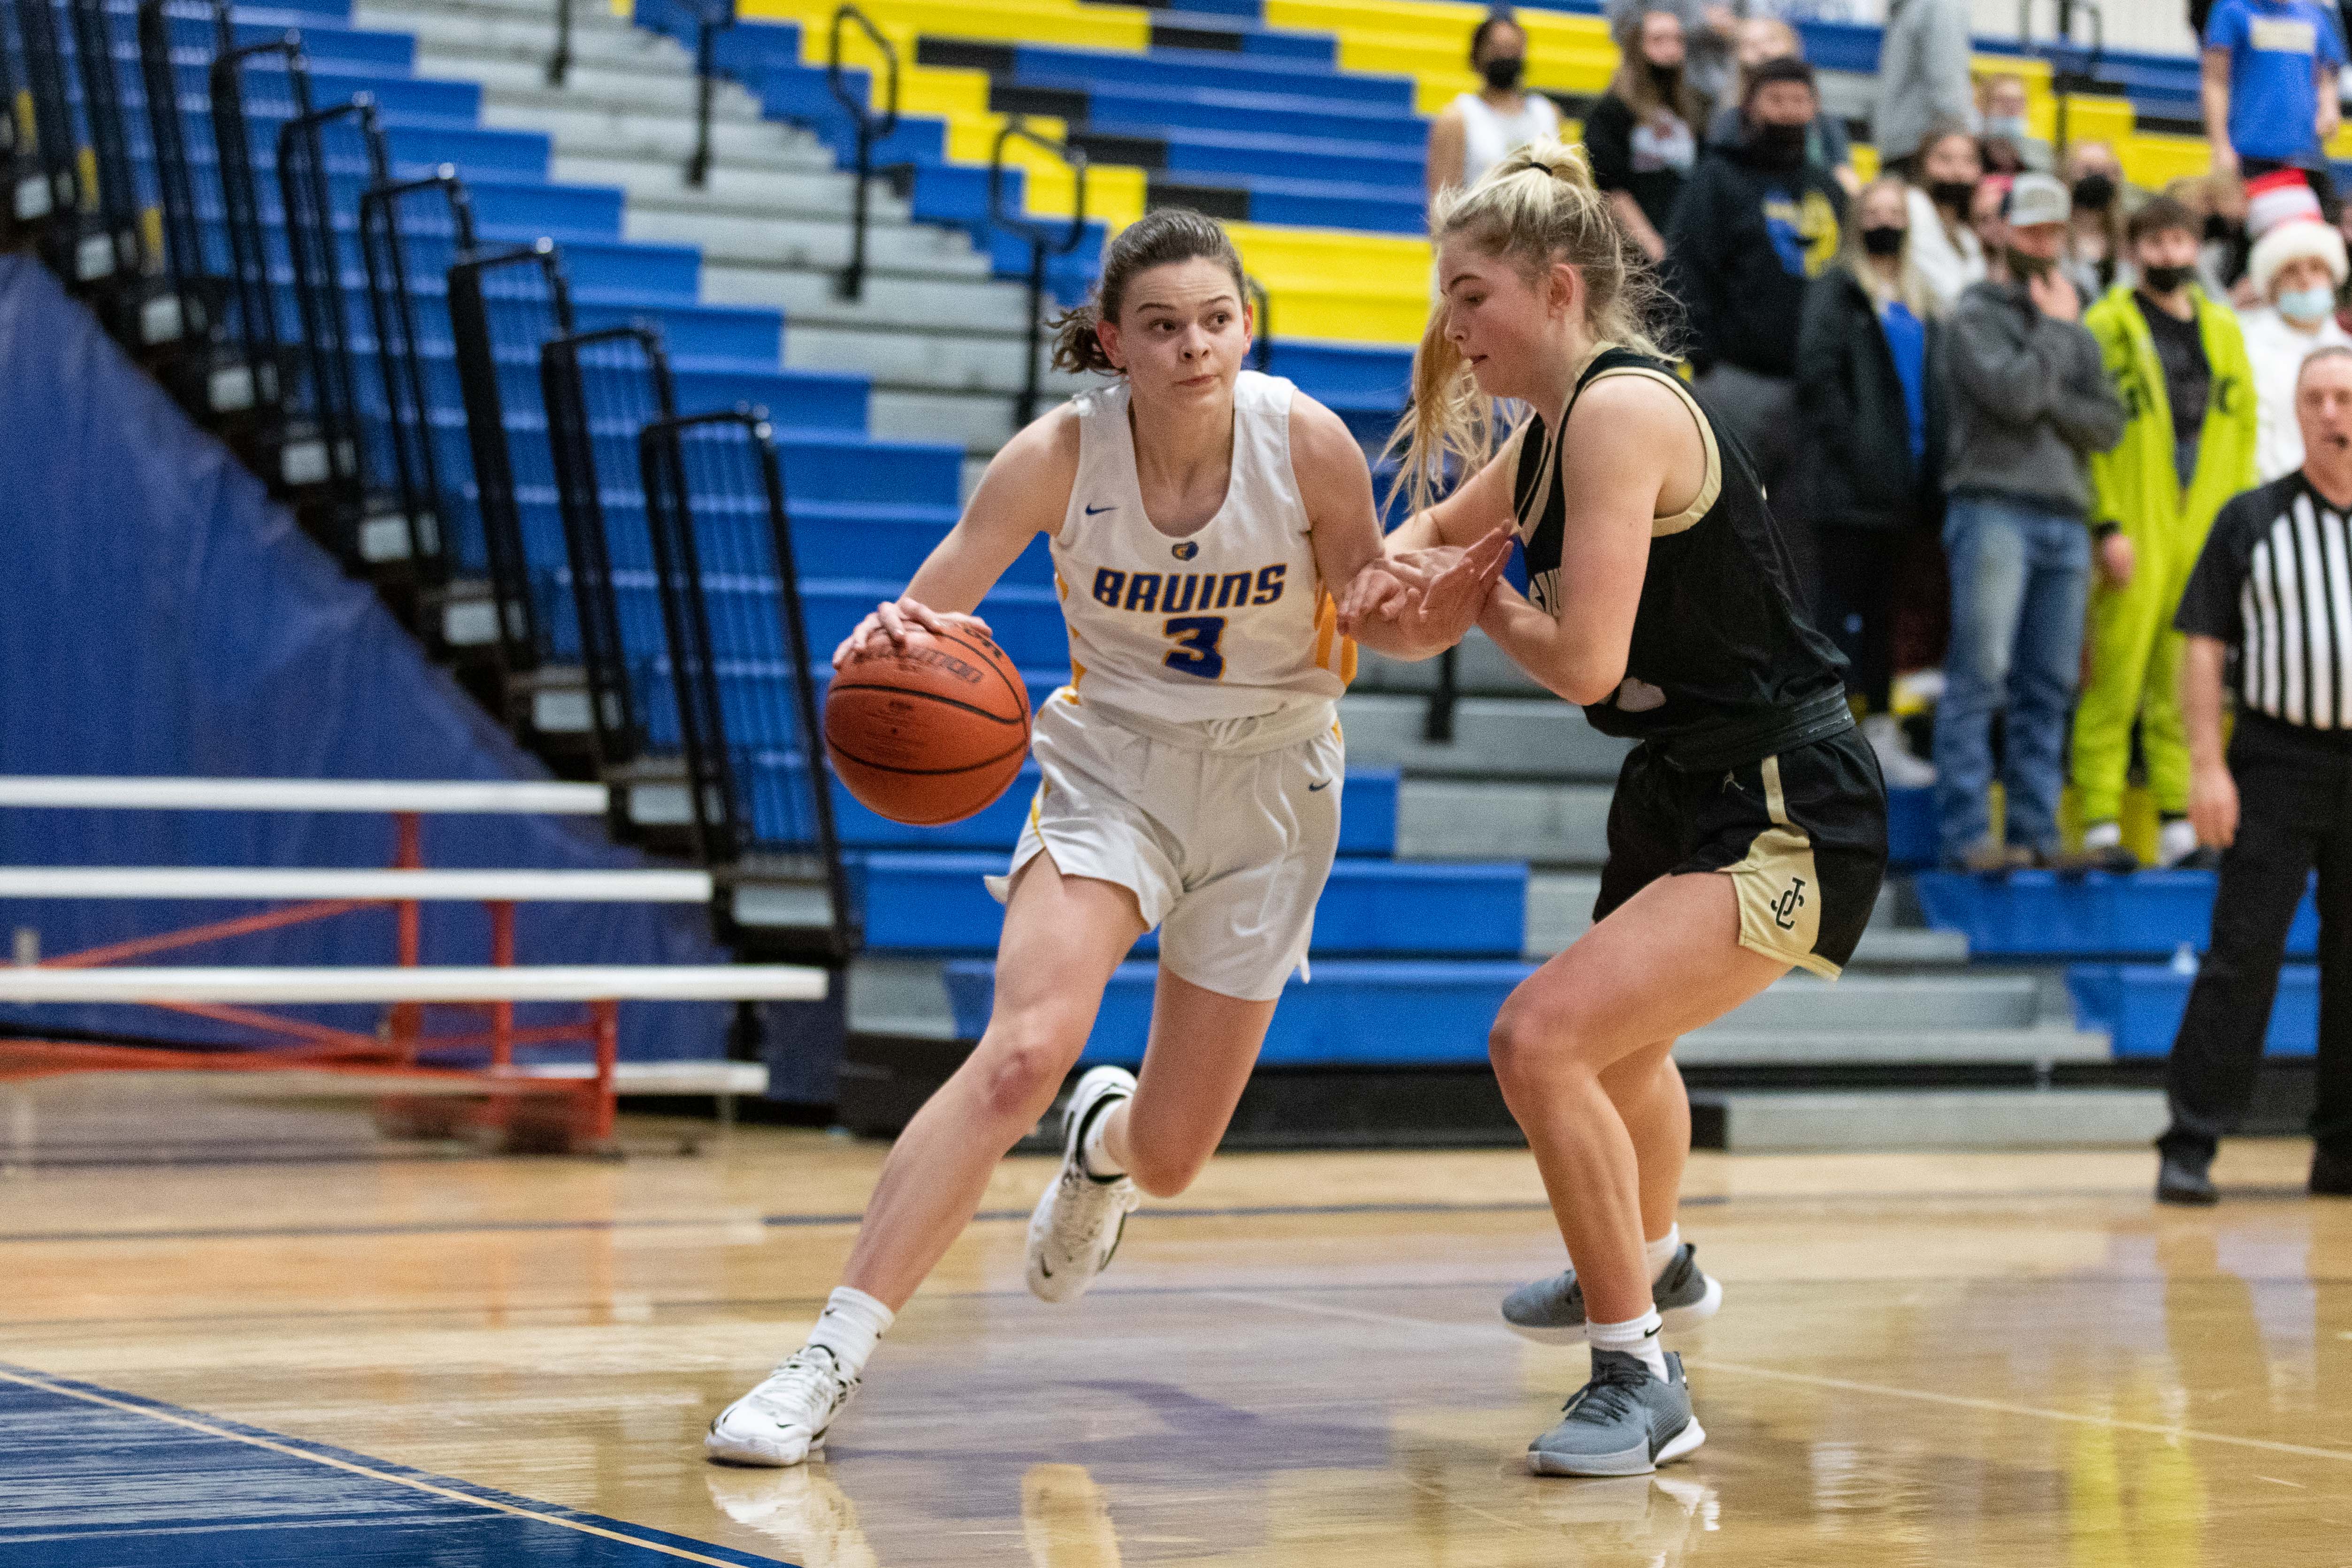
[[824, 624, 1034, 826]]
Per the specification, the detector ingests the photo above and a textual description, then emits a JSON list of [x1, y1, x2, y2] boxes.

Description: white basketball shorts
[[985, 691, 1343, 1002]]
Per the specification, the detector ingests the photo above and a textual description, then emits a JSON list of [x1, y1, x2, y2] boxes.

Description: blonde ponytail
[[1383, 138, 1677, 519]]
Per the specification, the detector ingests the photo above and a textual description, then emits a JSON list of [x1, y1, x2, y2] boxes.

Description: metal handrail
[[547, 0, 571, 85], [1246, 273, 1271, 374], [988, 118, 1089, 428], [209, 34, 311, 413], [685, 0, 735, 188], [2016, 0, 2103, 159], [828, 3, 899, 300], [358, 167, 476, 581]]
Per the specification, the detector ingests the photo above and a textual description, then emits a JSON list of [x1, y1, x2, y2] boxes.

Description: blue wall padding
[[0, 256, 732, 1060], [2068, 964, 2316, 1058], [945, 958, 1531, 1063], [870, 854, 1523, 955], [1916, 868, 2317, 958]]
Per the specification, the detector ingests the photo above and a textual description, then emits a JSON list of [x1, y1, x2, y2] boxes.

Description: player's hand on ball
[[833, 599, 995, 667]]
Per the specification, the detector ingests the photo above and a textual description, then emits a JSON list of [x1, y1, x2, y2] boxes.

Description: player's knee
[[972, 1032, 1075, 1125], [1487, 1002, 1591, 1090]]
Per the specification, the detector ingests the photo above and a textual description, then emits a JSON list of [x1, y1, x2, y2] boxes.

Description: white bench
[[0, 777, 610, 813], [0, 965, 823, 1004], [0, 868, 712, 902]]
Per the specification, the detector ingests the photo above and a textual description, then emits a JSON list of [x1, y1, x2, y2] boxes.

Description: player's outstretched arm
[[1294, 396, 1503, 659], [833, 407, 1080, 667], [1377, 422, 1525, 555], [1475, 376, 1680, 704]]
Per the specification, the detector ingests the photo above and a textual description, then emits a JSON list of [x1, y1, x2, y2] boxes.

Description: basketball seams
[[927, 627, 1031, 720], [825, 627, 1034, 824], [825, 739, 1030, 778], [825, 682, 1028, 727]]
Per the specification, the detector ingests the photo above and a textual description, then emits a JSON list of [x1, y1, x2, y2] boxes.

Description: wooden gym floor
[[2, 1098, 2348, 1566]]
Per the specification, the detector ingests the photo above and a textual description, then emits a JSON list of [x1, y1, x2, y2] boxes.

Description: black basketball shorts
[[1593, 726, 1889, 978]]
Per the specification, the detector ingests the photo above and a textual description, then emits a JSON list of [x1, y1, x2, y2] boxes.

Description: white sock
[[1080, 1102, 1126, 1178], [804, 1286, 894, 1380], [1588, 1308, 1668, 1378], [2084, 820, 2123, 850], [1644, 1225, 1680, 1280]]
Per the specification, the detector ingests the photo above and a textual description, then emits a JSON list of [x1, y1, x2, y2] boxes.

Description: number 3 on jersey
[[1162, 615, 1226, 681]]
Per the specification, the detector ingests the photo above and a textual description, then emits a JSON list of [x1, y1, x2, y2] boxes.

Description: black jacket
[[1663, 139, 1847, 378], [1793, 265, 1947, 531]]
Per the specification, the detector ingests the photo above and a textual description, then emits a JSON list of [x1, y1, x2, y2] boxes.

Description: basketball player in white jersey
[[705, 209, 1512, 1467]]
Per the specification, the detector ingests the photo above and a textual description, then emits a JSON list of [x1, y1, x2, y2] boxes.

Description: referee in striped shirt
[[2159, 344, 2352, 1204]]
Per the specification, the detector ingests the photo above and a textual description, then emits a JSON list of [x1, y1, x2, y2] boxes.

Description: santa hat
[[2246, 169, 2348, 297]]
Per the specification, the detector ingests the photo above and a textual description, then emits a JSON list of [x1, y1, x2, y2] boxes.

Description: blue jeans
[[1933, 495, 2090, 863]]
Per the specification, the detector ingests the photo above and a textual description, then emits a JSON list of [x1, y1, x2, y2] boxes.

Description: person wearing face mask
[[2238, 170, 2352, 479], [1936, 174, 2127, 872], [1583, 7, 1701, 262], [1795, 176, 1949, 788], [1703, 19, 1858, 196], [1663, 55, 1847, 574], [1871, 0, 1976, 178], [2071, 196, 2259, 871], [1904, 124, 1988, 313], [2061, 143, 2132, 298], [1427, 10, 1564, 203], [1976, 73, 2054, 175], [1605, 0, 1742, 120]]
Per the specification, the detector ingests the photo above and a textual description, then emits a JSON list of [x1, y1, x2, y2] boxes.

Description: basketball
[[824, 623, 1033, 826]]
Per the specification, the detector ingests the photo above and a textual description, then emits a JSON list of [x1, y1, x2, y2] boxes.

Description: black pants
[[1815, 525, 1908, 712], [2161, 712, 2352, 1161]]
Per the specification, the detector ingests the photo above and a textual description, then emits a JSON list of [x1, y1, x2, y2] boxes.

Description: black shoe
[[2312, 1147, 2352, 1197], [2157, 1152, 2218, 1206]]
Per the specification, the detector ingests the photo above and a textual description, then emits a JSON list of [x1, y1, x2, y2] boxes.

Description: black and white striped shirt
[[2177, 474, 2352, 728]]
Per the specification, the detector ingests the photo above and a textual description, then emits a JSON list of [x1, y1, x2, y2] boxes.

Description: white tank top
[[1454, 90, 1562, 187], [1049, 370, 1352, 724]]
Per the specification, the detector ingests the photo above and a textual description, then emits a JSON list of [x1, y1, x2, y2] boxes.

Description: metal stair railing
[[358, 166, 475, 587], [62, 0, 147, 299], [207, 32, 308, 435], [827, 2, 898, 301], [684, 0, 733, 188], [637, 407, 856, 962], [2016, 0, 2104, 160], [134, 0, 227, 381], [988, 117, 1089, 429], [445, 237, 575, 674], [541, 324, 679, 769]]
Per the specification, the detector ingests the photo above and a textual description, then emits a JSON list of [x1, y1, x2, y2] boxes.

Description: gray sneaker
[[1502, 1243, 1724, 1345], [1527, 1350, 1706, 1477]]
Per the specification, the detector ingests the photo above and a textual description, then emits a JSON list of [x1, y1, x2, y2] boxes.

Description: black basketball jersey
[[1509, 345, 1848, 749]]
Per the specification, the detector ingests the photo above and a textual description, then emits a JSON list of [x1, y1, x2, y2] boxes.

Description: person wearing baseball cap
[[1934, 171, 2128, 872], [2240, 169, 2352, 482], [2071, 194, 2260, 871]]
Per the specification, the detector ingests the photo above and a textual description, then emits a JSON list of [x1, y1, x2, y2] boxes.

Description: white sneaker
[[706, 1345, 858, 1467], [2158, 817, 2202, 867], [1026, 1065, 1141, 1303], [1862, 712, 1935, 788]]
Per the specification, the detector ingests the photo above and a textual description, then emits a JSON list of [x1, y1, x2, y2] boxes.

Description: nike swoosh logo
[[1084, 504, 1115, 515], [1307, 779, 1331, 791]]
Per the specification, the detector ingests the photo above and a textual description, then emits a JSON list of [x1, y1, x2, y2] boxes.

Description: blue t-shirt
[[2206, 0, 2345, 161], [1879, 300, 1928, 466]]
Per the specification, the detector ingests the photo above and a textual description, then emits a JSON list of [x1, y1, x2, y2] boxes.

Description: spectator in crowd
[[1935, 174, 2127, 872], [2167, 173, 2256, 295], [1905, 124, 1988, 311], [1704, 18, 1859, 194], [1607, 0, 1742, 118], [1796, 176, 1947, 788], [2155, 346, 2352, 1206], [1872, 0, 1975, 179], [1427, 9, 1563, 203], [1665, 55, 1847, 527], [1976, 72, 2053, 174], [1585, 7, 1701, 261], [2240, 170, 2352, 478], [2062, 141, 2131, 297], [2202, 0, 2344, 205], [2072, 197, 2259, 871]]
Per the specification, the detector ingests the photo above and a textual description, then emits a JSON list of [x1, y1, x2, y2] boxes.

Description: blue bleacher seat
[[1917, 869, 2319, 958], [2068, 963, 2317, 1057]]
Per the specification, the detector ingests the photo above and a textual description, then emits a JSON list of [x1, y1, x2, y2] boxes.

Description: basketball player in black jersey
[[1348, 139, 1888, 1476]]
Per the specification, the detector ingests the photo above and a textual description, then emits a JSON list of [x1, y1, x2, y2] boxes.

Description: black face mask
[[1647, 61, 1681, 98], [1862, 225, 1907, 257], [1928, 179, 1977, 212], [2205, 213, 2237, 244], [1749, 119, 1808, 165], [2071, 172, 2117, 212], [2142, 262, 2193, 294], [1481, 55, 1525, 92]]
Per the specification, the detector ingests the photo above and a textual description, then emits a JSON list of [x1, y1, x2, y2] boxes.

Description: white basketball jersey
[[1049, 370, 1353, 721]]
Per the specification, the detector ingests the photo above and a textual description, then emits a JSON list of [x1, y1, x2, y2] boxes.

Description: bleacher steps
[[1356, 632, 1545, 696], [1677, 1028, 2108, 1068], [1339, 693, 1635, 778], [1401, 779, 1614, 865], [1688, 1088, 2168, 1151]]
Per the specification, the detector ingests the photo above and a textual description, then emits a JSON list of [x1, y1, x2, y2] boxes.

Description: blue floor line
[[0, 1364, 800, 1567]]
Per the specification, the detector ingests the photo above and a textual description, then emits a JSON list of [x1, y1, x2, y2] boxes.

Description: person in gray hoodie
[[1871, 0, 1976, 177], [1934, 173, 2128, 871]]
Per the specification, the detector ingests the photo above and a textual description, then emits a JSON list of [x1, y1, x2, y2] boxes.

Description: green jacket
[[2082, 283, 2257, 546]]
